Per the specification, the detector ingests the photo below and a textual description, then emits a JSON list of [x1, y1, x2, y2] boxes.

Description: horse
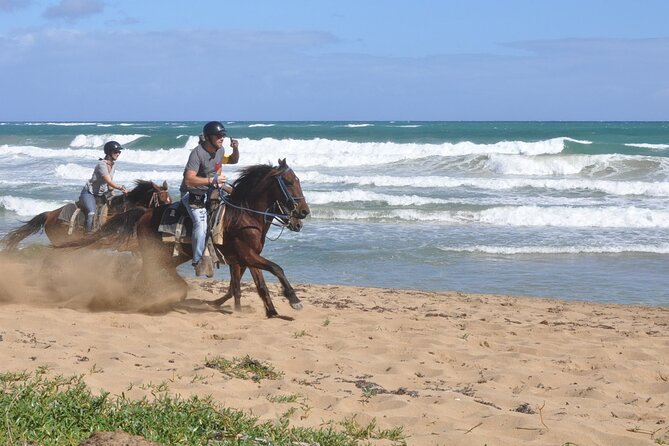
[[1, 180, 172, 250], [63, 159, 310, 318]]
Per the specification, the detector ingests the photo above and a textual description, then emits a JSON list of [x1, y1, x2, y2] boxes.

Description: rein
[[217, 168, 303, 232], [148, 191, 162, 208], [220, 193, 291, 223], [114, 185, 168, 212]]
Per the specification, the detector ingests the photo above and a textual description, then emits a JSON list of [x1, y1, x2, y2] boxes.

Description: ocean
[[1, 121, 668, 307]]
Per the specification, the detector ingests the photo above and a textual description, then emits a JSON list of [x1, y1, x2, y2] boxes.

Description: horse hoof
[[290, 302, 303, 311]]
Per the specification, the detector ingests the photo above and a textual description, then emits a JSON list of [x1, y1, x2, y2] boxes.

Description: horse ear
[[162, 180, 168, 190], [278, 158, 286, 167]]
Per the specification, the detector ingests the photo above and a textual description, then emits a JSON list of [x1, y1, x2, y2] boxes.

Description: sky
[[1, 0, 668, 121]]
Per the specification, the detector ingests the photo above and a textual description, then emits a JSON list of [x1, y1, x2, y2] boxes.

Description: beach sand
[[0, 253, 668, 445]]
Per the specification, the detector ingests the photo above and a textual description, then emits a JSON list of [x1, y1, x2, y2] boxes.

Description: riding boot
[[195, 256, 214, 278]]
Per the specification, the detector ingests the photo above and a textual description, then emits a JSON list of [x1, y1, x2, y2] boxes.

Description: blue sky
[[1, 0, 668, 121]]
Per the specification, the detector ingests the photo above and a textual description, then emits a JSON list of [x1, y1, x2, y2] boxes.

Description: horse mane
[[109, 179, 154, 207], [228, 164, 283, 205]]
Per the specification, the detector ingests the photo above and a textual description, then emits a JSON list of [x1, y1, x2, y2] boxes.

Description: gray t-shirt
[[180, 144, 223, 195], [85, 159, 115, 196]]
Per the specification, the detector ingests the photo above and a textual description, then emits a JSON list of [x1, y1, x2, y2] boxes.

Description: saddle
[[57, 199, 109, 235], [158, 200, 226, 261]]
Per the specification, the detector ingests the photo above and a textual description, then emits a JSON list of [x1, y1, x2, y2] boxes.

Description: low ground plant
[[0, 370, 406, 446]]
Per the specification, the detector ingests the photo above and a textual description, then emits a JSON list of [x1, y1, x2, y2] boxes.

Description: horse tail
[[57, 207, 147, 249], [1, 212, 49, 251]]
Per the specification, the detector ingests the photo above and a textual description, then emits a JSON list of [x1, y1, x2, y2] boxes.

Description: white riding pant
[[181, 193, 208, 264]]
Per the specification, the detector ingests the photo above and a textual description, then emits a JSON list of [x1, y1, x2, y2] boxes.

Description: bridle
[[148, 188, 171, 208], [274, 169, 306, 219], [219, 168, 306, 230]]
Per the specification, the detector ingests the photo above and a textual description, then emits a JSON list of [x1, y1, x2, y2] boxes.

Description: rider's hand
[[120, 186, 127, 194], [230, 138, 239, 150], [212, 174, 226, 186]]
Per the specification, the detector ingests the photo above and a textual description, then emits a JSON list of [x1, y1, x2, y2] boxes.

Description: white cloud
[[0, 0, 31, 11], [43, 0, 104, 20]]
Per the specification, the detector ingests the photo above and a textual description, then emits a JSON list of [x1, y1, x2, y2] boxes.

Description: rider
[[180, 121, 239, 277], [79, 141, 128, 233]]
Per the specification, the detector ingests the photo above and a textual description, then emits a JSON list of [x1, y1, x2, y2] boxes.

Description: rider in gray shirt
[[79, 141, 127, 233], [180, 121, 239, 277]]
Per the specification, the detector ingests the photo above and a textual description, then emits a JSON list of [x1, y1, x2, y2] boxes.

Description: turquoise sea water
[[1, 121, 668, 306]]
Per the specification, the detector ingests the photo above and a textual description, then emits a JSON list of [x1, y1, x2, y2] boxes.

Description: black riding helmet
[[103, 141, 124, 156], [203, 121, 227, 138]]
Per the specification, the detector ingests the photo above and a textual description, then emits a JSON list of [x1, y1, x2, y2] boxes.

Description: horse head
[[274, 158, 310, 231], [152, 180, 172, 206], [128, 180, 172, 207]]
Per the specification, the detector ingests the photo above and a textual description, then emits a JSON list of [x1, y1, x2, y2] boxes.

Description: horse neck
[[238, 195, 273, 226], [228, 183, 278, 229], [108, 189, 153, 211], [130, 189, 155, 207]]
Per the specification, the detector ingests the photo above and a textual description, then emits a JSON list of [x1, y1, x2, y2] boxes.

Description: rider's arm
[[102, 175, 127, 193], [223, 138, 239, 165], [184, 169, 225, 187], [184, 169, 212, 188]]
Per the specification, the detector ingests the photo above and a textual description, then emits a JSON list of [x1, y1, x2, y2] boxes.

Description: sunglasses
[[113, 150, 122, 154]]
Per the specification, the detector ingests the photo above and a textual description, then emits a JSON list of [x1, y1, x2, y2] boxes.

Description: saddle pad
[[57, 202, 79, 223], [58, 202, 107, 233], [158, 202, 192, 242], [158, 203, 185, 234]]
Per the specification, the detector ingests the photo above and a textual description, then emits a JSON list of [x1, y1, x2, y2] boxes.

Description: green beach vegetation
[[0, 368, 406, 446]]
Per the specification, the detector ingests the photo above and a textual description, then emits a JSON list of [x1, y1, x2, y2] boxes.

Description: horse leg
[[248, 266, 278, 318], [209, 264, 246, 309], [233, 265, 247, 310], [235, 245, 302, 312]]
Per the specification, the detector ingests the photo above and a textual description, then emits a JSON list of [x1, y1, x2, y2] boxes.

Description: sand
[[0, 252, 668, 445]]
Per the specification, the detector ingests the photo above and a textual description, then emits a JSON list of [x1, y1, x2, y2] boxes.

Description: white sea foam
[[305, 190, 638, 208], [39, 122, 97, 126], [0, 145, 101, 159], [0, 195, 66, 216], [475, 205, 669, 228], [248, 124, 275, 127], [69, 134, 148, 148], [54, 163, 182, 183], [1, 137, 595, 170], [345, 123, 373, 128], [307, 190, 450, 206], [311, 205, 669, 228], [0, 135, 201, 166], [624, 143, 669, 150], [482, 153, 604, 176], [311, 208, 458, 223], [236, 137, 574, 168], [565, 138, 592, 145], [438, 244, 669, 254], [300, 171, 669, 197]]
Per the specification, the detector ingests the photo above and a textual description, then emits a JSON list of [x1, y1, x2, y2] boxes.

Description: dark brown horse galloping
[[66, 160, 310, 318], [1, 180, 172, 250]]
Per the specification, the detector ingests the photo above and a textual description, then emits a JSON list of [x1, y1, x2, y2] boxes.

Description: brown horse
[[1, 180, 172, 250], [65, 160, 310, 318]]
